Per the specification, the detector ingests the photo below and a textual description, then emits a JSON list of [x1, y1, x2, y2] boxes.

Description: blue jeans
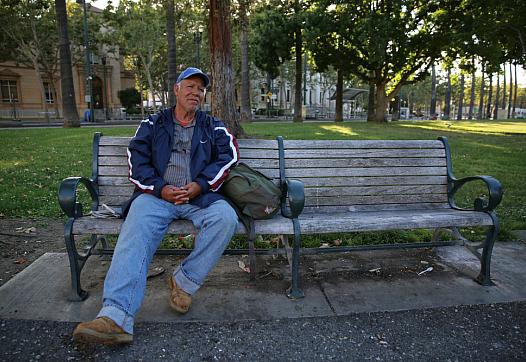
[[97, 194, 238, 334]]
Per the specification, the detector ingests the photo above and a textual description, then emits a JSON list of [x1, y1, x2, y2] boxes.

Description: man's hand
[[181, 182, 202, 200], [161, 185, 189, 205], [161, 182, 201, 205]]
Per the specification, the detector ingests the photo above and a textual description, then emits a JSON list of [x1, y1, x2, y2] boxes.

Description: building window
[[1, 79, 18, 102], [286, 89, 290, 102], [44, 82, 54, 104]]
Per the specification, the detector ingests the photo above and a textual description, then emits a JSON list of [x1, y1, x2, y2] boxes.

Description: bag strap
[[224, 198, 257, 280]]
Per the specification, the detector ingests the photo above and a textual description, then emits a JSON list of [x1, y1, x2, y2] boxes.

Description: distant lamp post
[[76, 0, 94, 123], [194, 27, 203, 68]]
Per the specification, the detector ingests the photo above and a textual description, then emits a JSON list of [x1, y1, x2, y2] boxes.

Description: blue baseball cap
[[176, 67, 210, 88]]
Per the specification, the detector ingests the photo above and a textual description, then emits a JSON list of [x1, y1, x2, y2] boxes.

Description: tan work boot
[[168, 275, 192, 314], [72, 317, 133, 345]]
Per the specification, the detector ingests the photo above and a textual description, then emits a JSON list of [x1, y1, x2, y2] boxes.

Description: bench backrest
[[281, 139, 449, 213], [95, 136, 280, 210], [95, 136, 449, 213]]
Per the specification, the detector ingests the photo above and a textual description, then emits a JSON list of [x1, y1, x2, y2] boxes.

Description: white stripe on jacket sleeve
[[208, 126, 238, 190]]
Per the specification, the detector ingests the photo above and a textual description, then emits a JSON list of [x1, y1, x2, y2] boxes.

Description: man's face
[[174, 76, 206, 114]]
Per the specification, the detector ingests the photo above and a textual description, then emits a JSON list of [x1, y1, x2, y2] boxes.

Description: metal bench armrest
[[449, 175, 503, 212], [58, 177, 99, 218], [281, 179, 305, 219]]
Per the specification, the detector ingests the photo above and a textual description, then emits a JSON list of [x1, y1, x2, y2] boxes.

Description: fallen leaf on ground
[[238, 260, 250, 273], [14, 257, 29, 265]]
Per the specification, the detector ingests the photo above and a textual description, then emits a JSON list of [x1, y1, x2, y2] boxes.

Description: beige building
[[0, 55, 135, 122]]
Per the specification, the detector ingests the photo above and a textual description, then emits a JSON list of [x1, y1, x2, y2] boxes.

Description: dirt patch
[[0, 217, 65, 287]]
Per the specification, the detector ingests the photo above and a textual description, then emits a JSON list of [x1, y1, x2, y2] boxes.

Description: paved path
[[1, 242, 525, 360]]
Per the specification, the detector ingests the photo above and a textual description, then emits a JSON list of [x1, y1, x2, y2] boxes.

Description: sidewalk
[[1, 242, 525, 324], [1, 242, 525, 361]]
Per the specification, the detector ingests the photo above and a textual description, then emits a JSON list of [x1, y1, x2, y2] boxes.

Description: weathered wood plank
[[98, 146, 279, 159], [298, 176, 447, 187], [283, 157, 445, 168], [303, 185, 447, 198], [284, 148, 445, 158], [72, 209, 491, 236], [297, 209, 494, 233], [282, 139, 445, 149], [304, 193, 447, 207], [301, 203, 451, 213], [285, 167, 446, 178], [99, 137, 278, 149], [73, 214, 294, 235], [97, 157, 279, 170], [98, 176, 132, 186]]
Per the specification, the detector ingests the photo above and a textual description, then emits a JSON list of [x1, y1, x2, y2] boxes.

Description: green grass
[[0, 120, 524, 242]]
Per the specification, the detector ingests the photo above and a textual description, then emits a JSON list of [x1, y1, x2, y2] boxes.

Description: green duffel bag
[[221, 162, 282, 221]]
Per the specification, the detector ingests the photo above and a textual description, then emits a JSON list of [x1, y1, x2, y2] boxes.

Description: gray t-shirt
[[163, 120, 195, 187]]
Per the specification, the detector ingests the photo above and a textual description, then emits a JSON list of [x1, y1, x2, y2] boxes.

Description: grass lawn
[[0, 119, 524, 243]]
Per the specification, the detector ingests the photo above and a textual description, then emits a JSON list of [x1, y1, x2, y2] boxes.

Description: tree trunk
[[55, 0, 79, 127], [457, 74, 464, 120], [391, 95, 400, 121], [430, 64, 437, 118], [165, 0, 177, 106], [508, 62, 513, 119], [477, 65, 485, 119], [208, 0, 244, 137], [239, 0, 251, 123], [293, 27, 303, 122], [513, 64, 518, 118], [493, 72, 500, 119], [502, 64, 506, 109], [443, 68, 451, 120], [335, 68, 343, 122], [367, 76, 375, 122], [468, 67, 475, 120], [486, 73, 493, 119], [374, 82, 388, 123]]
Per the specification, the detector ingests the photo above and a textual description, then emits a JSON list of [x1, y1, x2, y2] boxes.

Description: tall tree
[[251, 1, 307, 122], [513, 64, 518, 117], [457, 73, 464, 120], [55, 0, 79, 127], [507, 62, 513, 118], [1, 0, 61, 122], [477, 65, 485, 119], [308, 0, 461, 122], [209, 0, 244, 137], [486, 73, 493, 119], [443, 68, 451, 120], [468, 62, 476, 119], [430, 64, 437, 118], [165, 0, 177, 106], [239, 0, 251, 123], [493, 72, 500, 119]]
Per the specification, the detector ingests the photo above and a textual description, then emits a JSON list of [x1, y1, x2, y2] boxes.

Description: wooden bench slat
[[98, 156, 280, 169], [73, 214, 295, 235], [298, 175, 447, 187], [284, 148, 445, 158], [283, 157, 445, 168], [297, 209, 494, 233], [285, 167, 446, 178], [72, 208, 490, 236], [282, 140, 445, 149], [304, 185, 447, 198], [99, 137, 279, 149], [301, 203, 451, 213], [303, 193, 447, 206]]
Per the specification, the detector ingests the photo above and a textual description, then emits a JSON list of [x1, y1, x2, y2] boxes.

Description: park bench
[[59, 133, 503, 302]]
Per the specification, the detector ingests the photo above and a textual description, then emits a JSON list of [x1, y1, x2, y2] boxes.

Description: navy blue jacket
[[122, 107, 239, 217]]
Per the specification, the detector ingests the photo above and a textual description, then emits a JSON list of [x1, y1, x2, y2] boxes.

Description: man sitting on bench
[[73, 67, 239, 345]]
